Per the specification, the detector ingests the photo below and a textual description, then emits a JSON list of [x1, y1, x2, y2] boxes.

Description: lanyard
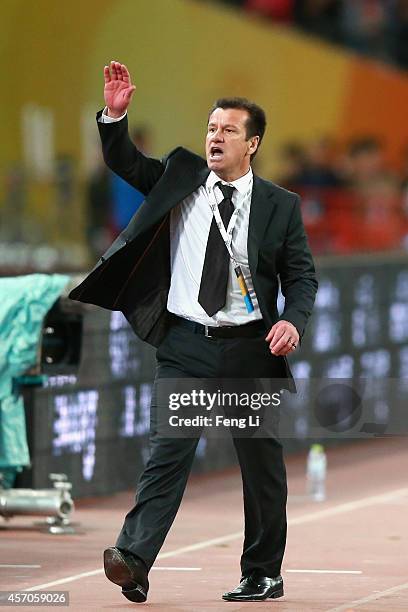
[[210, 200, 239, 263], [206, 182, 254, 313], [207, 181, 252, 263]]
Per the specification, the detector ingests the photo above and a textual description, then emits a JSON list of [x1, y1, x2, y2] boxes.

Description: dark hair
[[208, 97, 267, 159]]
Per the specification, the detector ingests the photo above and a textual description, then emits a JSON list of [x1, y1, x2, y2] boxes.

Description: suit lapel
[[131, 161, 210, 237], [248, 175, 278, 274], [125, 157, 278, 274]]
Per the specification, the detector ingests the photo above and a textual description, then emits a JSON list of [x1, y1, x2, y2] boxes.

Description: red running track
[[1, 437, 407, 611]]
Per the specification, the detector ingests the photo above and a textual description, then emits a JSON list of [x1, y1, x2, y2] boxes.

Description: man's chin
[[207, 158, 226, 173]]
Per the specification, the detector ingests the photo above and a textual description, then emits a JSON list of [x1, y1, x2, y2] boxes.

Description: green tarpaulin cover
[[0, 274, 69, 486]]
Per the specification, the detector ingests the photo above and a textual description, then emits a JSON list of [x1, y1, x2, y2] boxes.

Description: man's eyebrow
[[207, 122, 238, 129]]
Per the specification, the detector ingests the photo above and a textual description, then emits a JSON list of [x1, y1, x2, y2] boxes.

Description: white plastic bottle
[[306, 444, 327, 502]]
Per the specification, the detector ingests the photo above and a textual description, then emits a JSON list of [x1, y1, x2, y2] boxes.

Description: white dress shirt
[[100, 109, 261, 326]]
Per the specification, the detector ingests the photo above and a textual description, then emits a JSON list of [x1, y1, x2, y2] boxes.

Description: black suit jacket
[[70, 111, 318, 380]]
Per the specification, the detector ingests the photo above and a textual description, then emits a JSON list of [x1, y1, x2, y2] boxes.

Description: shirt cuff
[[99, 107, 127, 123]]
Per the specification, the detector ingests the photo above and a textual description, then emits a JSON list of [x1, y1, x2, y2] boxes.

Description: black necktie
[[198, 182, 235, 316]]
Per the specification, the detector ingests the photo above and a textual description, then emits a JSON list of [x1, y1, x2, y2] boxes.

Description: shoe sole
[[122, 585, 147, 603], [222, 587, 284, 601], [103, 548, 147, 603]]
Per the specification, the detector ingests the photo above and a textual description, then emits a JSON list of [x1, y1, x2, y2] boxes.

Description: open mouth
[[210, 146, 224, 160]]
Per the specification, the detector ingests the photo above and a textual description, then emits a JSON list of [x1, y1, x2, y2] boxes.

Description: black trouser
[[116, 321, 288, 578]]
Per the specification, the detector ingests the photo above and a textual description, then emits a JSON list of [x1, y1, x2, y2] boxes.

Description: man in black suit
[[70, 61, 318, 603]]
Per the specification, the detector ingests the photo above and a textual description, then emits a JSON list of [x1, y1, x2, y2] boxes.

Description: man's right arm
[[98, 61, 165, 195]]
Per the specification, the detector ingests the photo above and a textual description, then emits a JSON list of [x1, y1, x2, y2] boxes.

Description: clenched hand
[[265, 320, 299, 356]]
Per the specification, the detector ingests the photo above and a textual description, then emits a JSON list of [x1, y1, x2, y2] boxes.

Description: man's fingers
[[264, 321, 299, 356], [271, 338, 293, 356], [269, 327, 286, 352], [286, 342, 297, 355], [281, 341, 296, 356], [272, 333, 299, 356], [103, 65, 111, 84], [265, 325, 276, 342], [266, 323, 285, 344], [108, 61, 132, 84], [121, 63, 131, 83], [110, 60, 119, 80], [266, 321, 299, 355], [270, 333, 290, 354]]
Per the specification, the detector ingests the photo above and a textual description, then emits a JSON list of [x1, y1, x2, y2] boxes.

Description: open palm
[[104, 61, 136, 117]]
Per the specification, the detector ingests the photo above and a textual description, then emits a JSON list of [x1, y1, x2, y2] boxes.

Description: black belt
[[170, 315, 266, 339]]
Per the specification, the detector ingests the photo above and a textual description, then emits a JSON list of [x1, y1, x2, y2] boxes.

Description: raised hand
[[104, 61, 136, 118]]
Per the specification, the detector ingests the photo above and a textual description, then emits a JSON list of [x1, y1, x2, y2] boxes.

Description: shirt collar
[[206, 167, 253, 196]]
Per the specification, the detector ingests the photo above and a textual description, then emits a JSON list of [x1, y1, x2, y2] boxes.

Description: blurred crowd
[[2, 127, 407, 273], [216, 0, 408, 70], [202, 0, 408, 253], [275, 135, 408, 252], [88, 126, 408, 257]]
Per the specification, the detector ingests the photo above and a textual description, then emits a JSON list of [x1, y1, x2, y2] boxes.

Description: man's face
[[206, 107, 259, 181]]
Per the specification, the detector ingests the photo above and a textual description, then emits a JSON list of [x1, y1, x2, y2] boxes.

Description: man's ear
[[248, 135, 260, 156]]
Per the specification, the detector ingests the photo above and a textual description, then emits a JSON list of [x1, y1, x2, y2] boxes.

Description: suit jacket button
[[100, 256, 105, 262]]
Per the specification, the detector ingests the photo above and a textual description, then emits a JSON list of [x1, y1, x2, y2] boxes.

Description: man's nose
[[211, 129, 224, 142]]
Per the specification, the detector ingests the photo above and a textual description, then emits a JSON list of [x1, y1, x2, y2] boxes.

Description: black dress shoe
[[103, 547, 149, 603], [222, 574, 284, 601]]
